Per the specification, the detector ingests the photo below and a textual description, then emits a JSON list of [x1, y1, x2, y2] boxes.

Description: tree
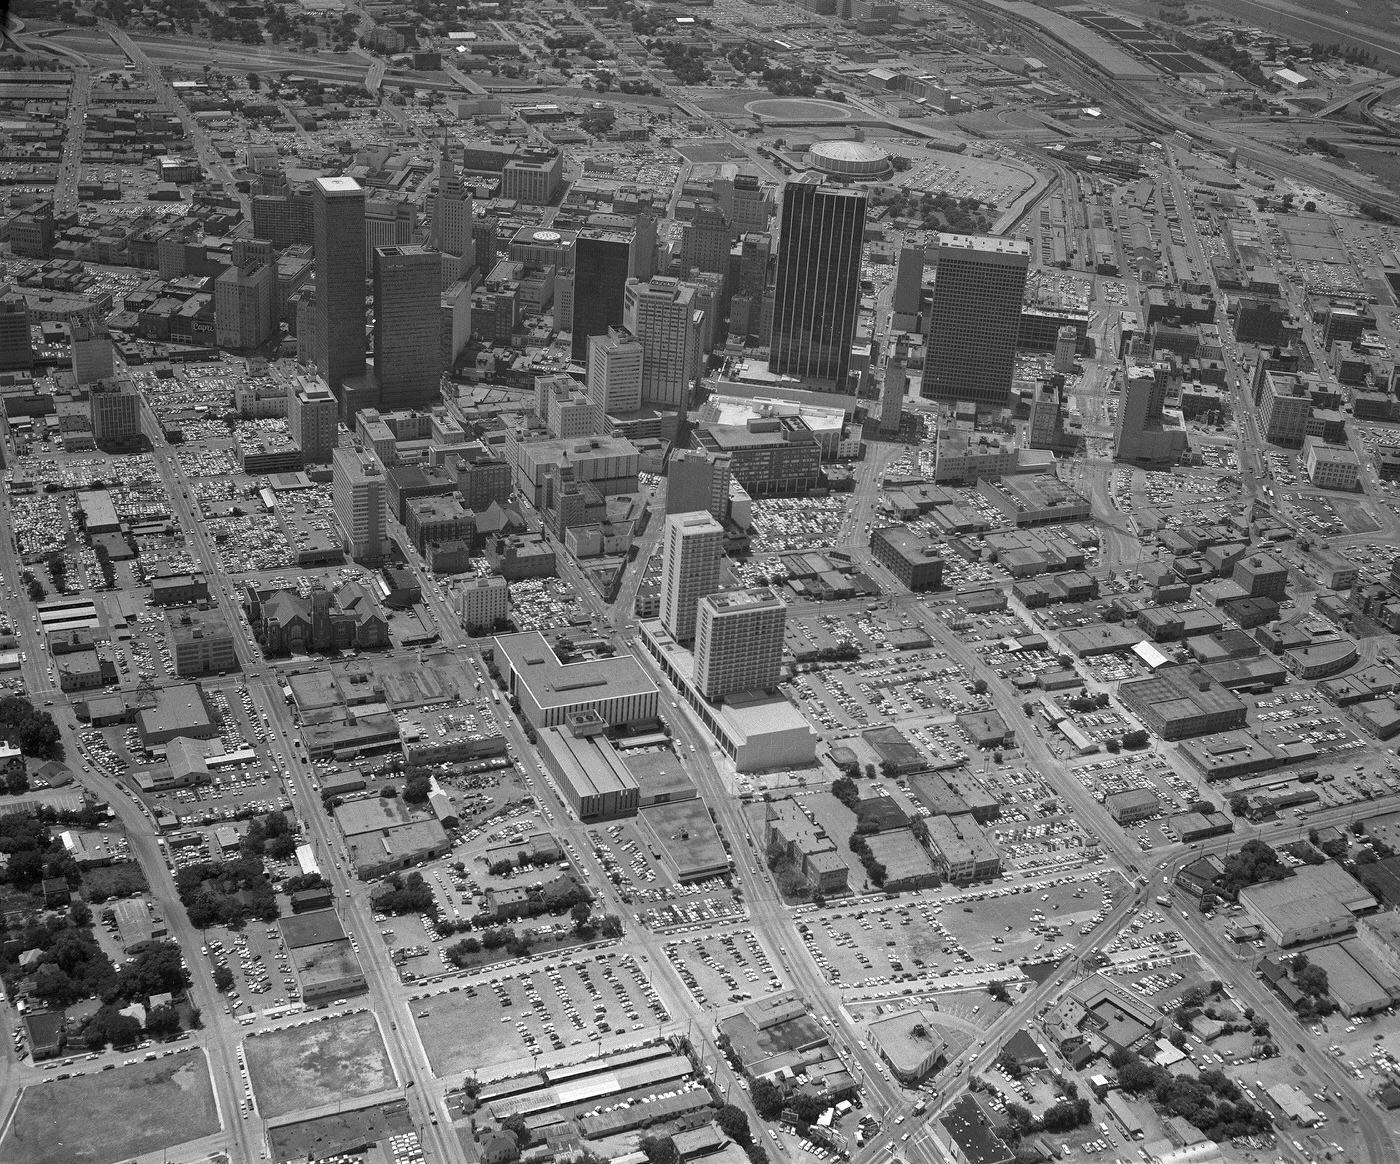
[[831, 776, 858, 809], [120, 941, 191, 1000], [972, 678, 989, 695], [640, 1136, 677, 1164], [84, 1005, 142, 1051], [716, 1104, 752, 1146], [146, 1004, 181, 1038], [213, 964, 235, 991], [570, 901, 592, 933], [403, 773, 432, 804], [751, 1076, 784, 1119], [247, 71, 262, 90]]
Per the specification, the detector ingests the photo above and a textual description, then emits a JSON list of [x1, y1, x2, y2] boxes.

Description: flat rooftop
[[495, 631, 658, 708]]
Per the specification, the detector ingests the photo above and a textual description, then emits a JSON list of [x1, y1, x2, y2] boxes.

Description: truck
[[1156, 895, 1171, 907]]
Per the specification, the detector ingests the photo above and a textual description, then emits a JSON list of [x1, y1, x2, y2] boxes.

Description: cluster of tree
[[1003, 1096, 1091, 1139], [175, 857, 278, 928], [375, 871, 437, 917], [93, 543, 117, 589], [1308, 42, 1383, 67], [652, 42, 711, 84], [580, 105, 617, 136], [0, 695, 63, 761], [759, 64, 825, 97], [241, 812, 296, 862], [0, 811, 78, 886], [81, 997, 184, 1051], [877, 186, 991, 234], [1361, 203, 1398, 225], [1186, 34, 1274, 89], [1304, 136, 1345, 159], [282, 872, 327, 894], [20, 569, 45, 602], [830, 776, 859, 810], [714, 1101, 768, 1164], [1289, 953, 1334, 1017], [487, 847, 560, 878], [1111, 1049, 1270, 1141], [848, 832, 887, 888], [1212, 839, 1289, 901]]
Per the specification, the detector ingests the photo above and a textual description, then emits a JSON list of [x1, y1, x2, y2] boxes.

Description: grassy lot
[[245, 1010, 395, 1118], [2, 1051, 218, 1164]]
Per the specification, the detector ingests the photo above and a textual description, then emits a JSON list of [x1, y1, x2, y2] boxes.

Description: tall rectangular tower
[[288, 381, 339, 464], [920, 234, 1029, 408], [373, 245, 444, 408], [770, 180, 866, 386], [660, 510, 723, 644], [622, 277, 707, 410], [572, 231, 632, 362], [0, 285, 34, 372], [333, 445, 387, 563], [694, 587, 786, 700], [312, 175, 367, 391], [666, 448, 731, 521], [587, 328, 644, 416], [433, 132, 475, 267]]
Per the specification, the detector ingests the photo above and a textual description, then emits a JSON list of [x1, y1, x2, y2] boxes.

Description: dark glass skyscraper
[[921, 233, 1030, 407], [770, 180, 866, 386], [571, 232, 632, 362], [312, 175, 366, 391]]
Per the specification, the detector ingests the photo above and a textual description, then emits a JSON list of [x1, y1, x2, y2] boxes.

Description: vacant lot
[[245, 1010, 395, 1118], [3, 1051, 218, 1164]]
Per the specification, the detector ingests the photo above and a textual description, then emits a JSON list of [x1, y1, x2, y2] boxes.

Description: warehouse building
[[1238, 863, 1376, 947], [534, 713, 641, 822], [1117, 666, 1247, 740]]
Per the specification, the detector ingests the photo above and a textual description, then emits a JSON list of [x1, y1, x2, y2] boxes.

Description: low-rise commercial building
[[494, 631, 659, 729]]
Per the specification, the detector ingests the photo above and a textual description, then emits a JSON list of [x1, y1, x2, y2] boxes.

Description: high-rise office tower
[[312, 176, 367, 391], [333, 445, 388, 562], [892, 246, 924, 317], [920, 234, 1029, 408], [433, 132, 475, 272], [71, 319, 114, 385], [622, 277, 707, 410], [770, 180, 866, 385], [681, 203, 733, 276], [728, 233, 771, 344], [716, 174, 773, 235], [694, 587, 786, 700], [89, 380, 141, 448], [587, 328, 644, 415], [215, 239, 277, 352], [660, 510, 723, 644], [364, 197, 418, 265], [1114, 362, 1187, 467], [879, 358, 907, 433], [288, 381, 339, 464], [666, 448, 731, 522], [373, 245, 444, 408], [571, 217, 657, 361], [0, 285, 33, 372]]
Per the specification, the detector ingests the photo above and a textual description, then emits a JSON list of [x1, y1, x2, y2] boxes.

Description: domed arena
[[807, 139, 893, 179]]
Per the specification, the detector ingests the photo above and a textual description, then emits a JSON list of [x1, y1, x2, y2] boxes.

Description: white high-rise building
[[587, 327, 644, 416], [288, 381, 339, 464], [622, 276, 707, 410], [660, 510, 723, 644], [333, 445, 388, 563], [433, 131, 475, 267], [694, 587, 786, 700]]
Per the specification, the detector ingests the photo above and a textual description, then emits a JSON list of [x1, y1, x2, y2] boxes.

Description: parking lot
[[796, 871, 1125, 987], [664, 928, 783, 1008], [411, 951, 669, 1076], [204, 921, 305, 1014], [747, 496, 852, 554]]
